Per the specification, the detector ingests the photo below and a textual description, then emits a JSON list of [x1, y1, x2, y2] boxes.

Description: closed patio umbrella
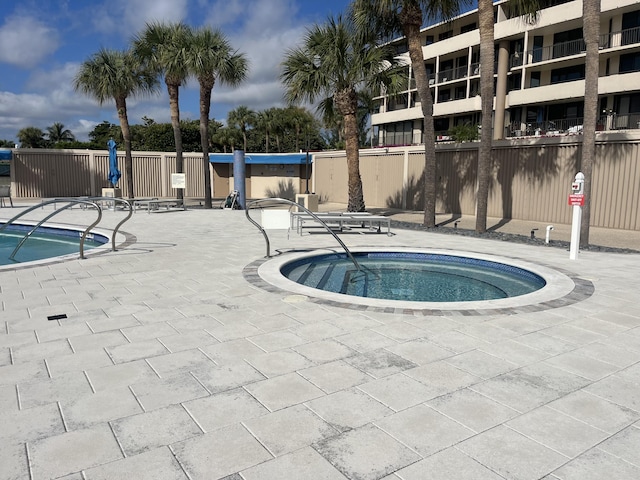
[[107, 138, 121, 187]]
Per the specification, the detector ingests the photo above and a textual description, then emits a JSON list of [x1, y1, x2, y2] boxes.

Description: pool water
[[0, 225, 107, 265], [281, 252, 546, 302]]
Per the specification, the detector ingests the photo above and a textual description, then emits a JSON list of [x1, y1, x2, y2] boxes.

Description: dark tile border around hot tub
[[243, 256, 594, 316]]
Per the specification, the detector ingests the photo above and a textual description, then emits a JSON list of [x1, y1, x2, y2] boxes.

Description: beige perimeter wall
[[8, 133, 640, 231], [313, 133, 640, 231]]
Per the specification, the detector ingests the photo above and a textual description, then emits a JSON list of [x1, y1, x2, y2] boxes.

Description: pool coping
[[0, 221, 134, 272], [245, 246, 594, 316]]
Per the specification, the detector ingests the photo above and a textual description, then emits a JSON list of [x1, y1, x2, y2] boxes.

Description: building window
[[508, 73, 522, 91], [460, 22, 476, 34], [425, 35, 434, 45], [622, 10, 640, 30], [455, 86, 466, 99], [438, 30, 453, 41], [530, 71, 541, 87], [437, 88, 451, 102], [532, 36, 544, 62], [550, 65, 585, 83], [619, 52, 640, 73], [434, 118, 450, 134], [384, 121, 414, 146]]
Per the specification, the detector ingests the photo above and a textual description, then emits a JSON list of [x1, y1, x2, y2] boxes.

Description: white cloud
[[0, 15, 60, 68], [94, 0, 189, 37], [196, 0, 308, 114]]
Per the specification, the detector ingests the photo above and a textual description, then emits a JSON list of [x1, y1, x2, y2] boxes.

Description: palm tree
[[74, 48, 158, 198], [17, 127, 47, 148], [46, 122, 75, 144], [212, 126, 242, 153], [475, 0, 494, 234], [352, 0, 469, 227], [475, 0, 541, 233], [256, 108, 278, 153], [132, 22, 191, 200], [281, 14, 405, 212], [227, 105, 256, 152], [185, 27, 248, 209], [580, 0, 600, 247], [284, 106, 313, 152]]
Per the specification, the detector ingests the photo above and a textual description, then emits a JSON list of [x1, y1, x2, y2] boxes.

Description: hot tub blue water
[[0, 224, 108, 265], [281, 252, 546, 302]]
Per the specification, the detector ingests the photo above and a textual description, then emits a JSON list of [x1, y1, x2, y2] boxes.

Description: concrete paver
[[1, 204, 640, 479]]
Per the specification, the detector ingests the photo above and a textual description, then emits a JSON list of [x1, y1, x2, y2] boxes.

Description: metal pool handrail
[[245, 197, 361, 271], [0, 197, 132, 261]]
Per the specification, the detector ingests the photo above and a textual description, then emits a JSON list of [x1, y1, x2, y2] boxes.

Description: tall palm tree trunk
[[337, 89, 365, 212], [167, 82, 184, 200], [476, 0, 495, 233], [200, 83, 213, 209], [580, 0, 600, 247], [116, 97, 134, 199], [401, 4, 436, 228]]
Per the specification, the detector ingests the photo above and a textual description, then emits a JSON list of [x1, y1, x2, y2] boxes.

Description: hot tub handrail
[[80, 197, 133, 252], [1, 199, 103, 261], [245, 197, 361, 271]]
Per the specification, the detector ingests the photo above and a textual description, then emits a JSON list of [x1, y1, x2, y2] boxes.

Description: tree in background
[[283, 106, 313, 152], [281, 14, 406, 212], [133, 22, 191, 200], [46, 122, 76, 145], [74, 48, 158, 198], [227, 105, 256, 152], [256, 108, 278, 153], [186, 27, 248, 208], [88, 121, 121, 149], [17, 127, 48, 148], [0, 139, 14, 148], [352, 0, 469, 226], [580, 0, 600, 247], [212, 126, 243, 153]]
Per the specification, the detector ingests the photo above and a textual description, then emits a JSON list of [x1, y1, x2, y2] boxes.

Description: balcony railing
[[600, 25, 640, 49], [437, 65, 468, 83], [507, 113, 640, 137], [509, 26, 640, 68]]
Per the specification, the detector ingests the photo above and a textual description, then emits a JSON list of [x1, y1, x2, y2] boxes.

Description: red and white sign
[[568, 194, 585, 206]]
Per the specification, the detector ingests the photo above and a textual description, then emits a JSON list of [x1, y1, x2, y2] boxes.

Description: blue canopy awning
[[0, 149, 12, 160], [209, 153, 310, 165]]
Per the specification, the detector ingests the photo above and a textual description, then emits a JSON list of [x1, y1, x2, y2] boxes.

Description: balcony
[[506, 113, 640, 138], [600, 25, 640, 49], [509, 26, 640, 68], [437, 65, 468, 83]]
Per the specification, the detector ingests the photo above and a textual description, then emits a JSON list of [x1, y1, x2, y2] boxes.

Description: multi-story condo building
[[372, 0, 640, 146]]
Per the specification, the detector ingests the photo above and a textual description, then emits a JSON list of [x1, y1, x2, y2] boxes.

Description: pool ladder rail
[[0, 197, 133, 262], [245, 197, 361, 271]]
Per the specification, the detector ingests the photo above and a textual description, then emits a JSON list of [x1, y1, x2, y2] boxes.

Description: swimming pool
[[0, 223, 109, 266], [256, 247, 576, 312], [281, 252, 546, 302]]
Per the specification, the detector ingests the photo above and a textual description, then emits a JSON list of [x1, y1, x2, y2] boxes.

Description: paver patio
[[1, 204, 639, 479]]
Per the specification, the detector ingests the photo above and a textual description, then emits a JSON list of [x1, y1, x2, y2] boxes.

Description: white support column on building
[[521, 32, 529, 91], [402, 148, 410, 209], [494, 41, 510, 140], [466, 45, 473, 97]]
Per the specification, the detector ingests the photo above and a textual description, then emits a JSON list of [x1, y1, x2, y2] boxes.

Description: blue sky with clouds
[[0, 0, 352, 143]]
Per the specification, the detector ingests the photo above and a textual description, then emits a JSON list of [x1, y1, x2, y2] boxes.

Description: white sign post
[[568, 172, 585, 260]]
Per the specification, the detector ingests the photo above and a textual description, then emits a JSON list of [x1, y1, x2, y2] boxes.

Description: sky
[[0, 0, 353, 143]]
